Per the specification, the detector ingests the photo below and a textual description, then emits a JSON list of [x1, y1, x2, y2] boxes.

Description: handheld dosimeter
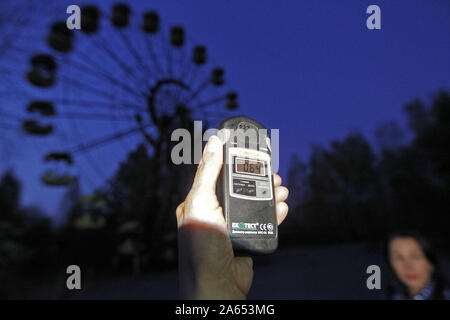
[[217, 116, 278, 255]]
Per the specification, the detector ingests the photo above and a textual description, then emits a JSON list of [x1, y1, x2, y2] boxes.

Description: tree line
[[1, 90, 449, 297]]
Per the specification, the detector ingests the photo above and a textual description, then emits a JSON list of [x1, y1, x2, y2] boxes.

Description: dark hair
[[384, 230, 447, 300]]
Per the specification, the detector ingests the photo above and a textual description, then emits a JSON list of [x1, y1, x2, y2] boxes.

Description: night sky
[[1, 0, 449, 220]]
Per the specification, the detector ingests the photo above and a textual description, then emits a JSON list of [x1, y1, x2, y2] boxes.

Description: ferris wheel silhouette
[[21, 3, 239, 188]]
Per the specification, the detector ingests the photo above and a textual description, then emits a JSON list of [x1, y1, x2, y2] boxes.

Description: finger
[[276, 202, 289, 225], [191, 135, 223, 193], [273, 174, 282, 187], [275, 186, 289, 203], [176, 202, 185, 222]]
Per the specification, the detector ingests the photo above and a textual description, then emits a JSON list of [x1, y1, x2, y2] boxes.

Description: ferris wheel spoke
[[55, 55, 147, 101], [67, 124, 152, 155], [0, 87, 33, 103], [177, 43, 188, 80], [191, 94, 229, 111], [1, 45, 36, 60], [0, 122, 19, 131], [80, 32, 145, 91], [82, 150, 110, 185], [0, 17, 35, 57], [174, 44, 192, 103], [143, 36, 165, 78], [59, 75, 128, 102], [190, 60, 212, 91], [52, 92, 112, 188], [155, 26, 173, 79], [94, 34, 147, 88], [117, 29, 153, 82], [184, 65, 201, 92], [166, 48, 174, 80], [78, 32, 138, 85], [108, 108, 136, 155], [60, 146, 110, 189], [52, 98, 146, 113], [182, 78, 211, 105], [53, 112, 135, 122], [0, 110, 24, 121], [7, 33, 44, 45]]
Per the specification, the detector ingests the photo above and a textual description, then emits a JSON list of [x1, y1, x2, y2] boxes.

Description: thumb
[[191, 135, 223, 193]]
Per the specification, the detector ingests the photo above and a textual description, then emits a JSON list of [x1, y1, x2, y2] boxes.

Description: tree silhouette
[[0, 170, 21, 217], [286, 90, 450, 248], [0, 170, 54, 298]]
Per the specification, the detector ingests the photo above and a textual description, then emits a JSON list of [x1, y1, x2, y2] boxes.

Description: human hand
[[176, 135, 289, 299]]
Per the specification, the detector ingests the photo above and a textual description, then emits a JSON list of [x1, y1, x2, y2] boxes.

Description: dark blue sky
[[1, 0, 449, 219]]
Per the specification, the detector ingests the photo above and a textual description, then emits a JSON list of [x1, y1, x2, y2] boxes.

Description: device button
[[256, 187, 270, 198]]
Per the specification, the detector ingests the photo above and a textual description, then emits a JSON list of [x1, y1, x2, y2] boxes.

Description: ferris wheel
[[20, 3, 239, 188]]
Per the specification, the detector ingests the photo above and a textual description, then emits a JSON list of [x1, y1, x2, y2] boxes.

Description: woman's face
[[389, 237, 434, 295]]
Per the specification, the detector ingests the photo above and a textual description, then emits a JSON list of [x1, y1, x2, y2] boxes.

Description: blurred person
[[175, 135, 289, 299], [385, 230, 450, 300]]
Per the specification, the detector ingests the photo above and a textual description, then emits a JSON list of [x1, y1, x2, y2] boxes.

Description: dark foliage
[[281, 91, 450, 251]]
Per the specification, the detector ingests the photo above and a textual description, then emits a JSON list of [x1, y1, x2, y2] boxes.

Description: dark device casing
[[217, 116, 278, 255]]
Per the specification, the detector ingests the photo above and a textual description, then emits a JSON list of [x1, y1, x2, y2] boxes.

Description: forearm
[[177, 221, 249, 299]]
